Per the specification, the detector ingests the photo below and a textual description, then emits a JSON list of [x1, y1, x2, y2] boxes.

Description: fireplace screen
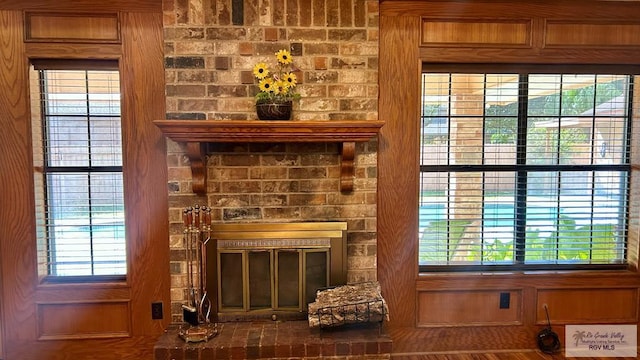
[[208, 222, 347, 320], [218, 249, 329, 311]]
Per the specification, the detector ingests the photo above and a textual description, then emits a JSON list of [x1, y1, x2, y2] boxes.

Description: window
[[31, 60, 126, 278], [419, 66, 632, 270]]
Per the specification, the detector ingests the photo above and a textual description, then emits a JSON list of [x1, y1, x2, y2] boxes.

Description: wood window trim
[[0, 9, 169, 358]]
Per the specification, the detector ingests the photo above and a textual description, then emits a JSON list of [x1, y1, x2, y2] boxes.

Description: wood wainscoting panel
[[545, 21, 640, 48], [421, 18, 532, 47], [1, 5, 167, 359], [25, 12, 120, 43], [536, 288, 639, 325], [417, 289, 522, 326], [37, 301, 131, 340]]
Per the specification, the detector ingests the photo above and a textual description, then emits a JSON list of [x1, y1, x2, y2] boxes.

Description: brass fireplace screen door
[[208, 221, 348, 321]]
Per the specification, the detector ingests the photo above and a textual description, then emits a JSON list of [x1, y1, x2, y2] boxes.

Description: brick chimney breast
[[163, 0, 379, 322]]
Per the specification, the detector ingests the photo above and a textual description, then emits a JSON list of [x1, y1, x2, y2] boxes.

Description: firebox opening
[[207, 222, 348, 322]]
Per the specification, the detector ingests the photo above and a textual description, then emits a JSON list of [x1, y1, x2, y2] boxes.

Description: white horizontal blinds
[[32, 60, 126, 277], [419, 71, 630, 268], [524, 74, 629, 265]]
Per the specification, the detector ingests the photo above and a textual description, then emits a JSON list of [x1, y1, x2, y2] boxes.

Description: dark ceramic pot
[[256, 101, 292, 120]]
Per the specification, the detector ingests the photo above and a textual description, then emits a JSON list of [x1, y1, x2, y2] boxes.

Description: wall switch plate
[[151, 301, 163, 319], [499, 292, 510, 309]]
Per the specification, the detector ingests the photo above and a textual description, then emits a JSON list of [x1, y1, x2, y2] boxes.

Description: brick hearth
[[154, 321, 391, 360]]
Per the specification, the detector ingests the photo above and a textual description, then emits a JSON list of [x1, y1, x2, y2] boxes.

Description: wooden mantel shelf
[[153, 120, 384, 194]]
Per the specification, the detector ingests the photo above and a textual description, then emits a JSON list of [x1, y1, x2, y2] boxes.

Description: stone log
[[308, 281, 389, 328]]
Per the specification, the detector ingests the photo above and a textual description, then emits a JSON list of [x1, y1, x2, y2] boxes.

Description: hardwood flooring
[[390, 350, 637, 359]]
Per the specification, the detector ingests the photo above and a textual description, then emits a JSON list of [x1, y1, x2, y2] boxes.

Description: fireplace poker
[[179, 205, 217, 342], [181, 207, 198, 325], [198, 206, 212, 324]]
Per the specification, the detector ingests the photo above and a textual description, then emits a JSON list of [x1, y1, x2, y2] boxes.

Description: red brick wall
[[162, 0, 379, 322]]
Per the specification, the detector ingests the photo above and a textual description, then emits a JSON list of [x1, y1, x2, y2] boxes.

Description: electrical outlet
[[499, 292, 510, 309], [151, 301, 163, 320]]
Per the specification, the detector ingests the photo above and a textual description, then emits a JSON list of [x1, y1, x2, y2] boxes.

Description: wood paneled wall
[[0, 0, 158, 12], [0, 1, 168, 359], [379, 0, 640, 354], [25, 12, 121, 42]]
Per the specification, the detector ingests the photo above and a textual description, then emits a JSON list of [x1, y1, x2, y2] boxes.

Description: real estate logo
[[565, 325, 637, 357]]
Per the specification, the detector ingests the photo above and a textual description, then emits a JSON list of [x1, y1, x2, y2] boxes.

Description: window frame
[[31, 59, 127, 282], [418, 64, 636, 272]]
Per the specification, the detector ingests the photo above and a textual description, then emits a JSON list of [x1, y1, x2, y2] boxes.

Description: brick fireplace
[[163, 0, 381, 325], [159, 0, 385, 358]]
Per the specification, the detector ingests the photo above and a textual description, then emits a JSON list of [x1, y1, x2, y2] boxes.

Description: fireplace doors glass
[[218, 249, 329, 313]]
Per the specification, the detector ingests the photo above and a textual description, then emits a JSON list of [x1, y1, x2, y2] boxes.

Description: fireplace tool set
[[178, 205, 218, 342]]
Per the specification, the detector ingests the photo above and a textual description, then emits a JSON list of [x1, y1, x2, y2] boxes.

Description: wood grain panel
[[25, 12, 120, 43], [119, 11, 170, 336], [545, 21, 640, 47], [536, 288, 639, 324], [0, 0, 160, 12], [416, 270, 640, 290], [153, 120, 384, 143], [0, 9, 39, 347], [0, 260, 2, 360], [382, 0, 640, 20], [419, 47, 640, 65], [37, 301, 130, 340], [378, 14, 421, 329], [389, 1, 640, 65], [417, 290, 522, 326], [25, 42, 121, 58], [34, 285, 131, 302], [422, 19, 531, 47]]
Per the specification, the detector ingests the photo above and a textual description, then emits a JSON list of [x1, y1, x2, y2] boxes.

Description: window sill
[[416, 268, 640, 290], [418, 267, 638, 276], [38, 275, 128, 288]]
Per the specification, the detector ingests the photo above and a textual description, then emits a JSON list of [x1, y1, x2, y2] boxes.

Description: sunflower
[[253, 62, 269, 79], [273, 80, 289, 95], [258, 78, 275, 92], [283, 72, 297, 87], [253, 48, 301, 105], [275, 49, 293, 65]]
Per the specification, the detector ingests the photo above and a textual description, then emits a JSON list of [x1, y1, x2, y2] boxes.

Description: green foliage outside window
[[420, 216, 619, 264]]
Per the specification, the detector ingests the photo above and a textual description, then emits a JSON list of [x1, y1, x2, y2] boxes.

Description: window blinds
[[419, 71, 630, 270], [31, 61, 126, 277]]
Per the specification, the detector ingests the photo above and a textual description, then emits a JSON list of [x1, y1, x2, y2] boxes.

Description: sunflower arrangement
[[252, 49, 301, 104]]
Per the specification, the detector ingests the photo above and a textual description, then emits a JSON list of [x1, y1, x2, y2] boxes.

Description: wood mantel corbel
[[185, 141, 207, 194], [153, 120, 384, 194]]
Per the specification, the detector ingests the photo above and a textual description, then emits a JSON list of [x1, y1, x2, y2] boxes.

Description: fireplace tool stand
[[178, 205, 218, 342]]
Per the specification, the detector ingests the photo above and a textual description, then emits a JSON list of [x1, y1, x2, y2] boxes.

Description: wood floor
[[390, 350, 637, 359]]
